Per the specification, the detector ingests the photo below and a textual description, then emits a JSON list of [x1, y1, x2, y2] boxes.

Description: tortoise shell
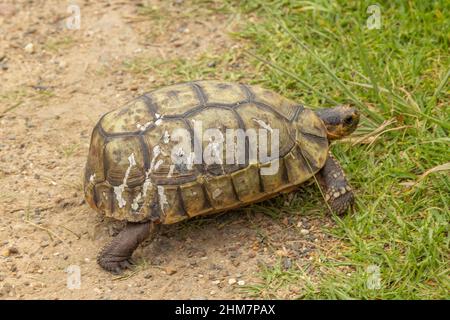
[[84, 81, 329, 223]]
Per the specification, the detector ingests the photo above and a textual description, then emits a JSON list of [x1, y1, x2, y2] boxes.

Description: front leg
[[97, 221, 158, 274], [316, 152, 355, 215]]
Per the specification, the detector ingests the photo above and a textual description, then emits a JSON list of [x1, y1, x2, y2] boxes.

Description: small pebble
[[237, 280, 245, 286], [2, 247, 19, 257], [228, 278, 237, 285], [40, 241, 49, 248], [300, 229, 310, 235], [24, 43, 34, 53], [164, 267, 177, 275]]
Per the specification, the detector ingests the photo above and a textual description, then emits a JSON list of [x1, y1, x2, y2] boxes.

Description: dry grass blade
[[366, 125, 412, 147], [0, 101, 22, 118], [400, 163, 450, 187], [23, 219, 76, 254], [339, 118, 396, 145]]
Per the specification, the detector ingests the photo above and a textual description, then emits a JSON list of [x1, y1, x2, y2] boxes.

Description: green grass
[[130, 0, 449, 299], [231, 0, 449, 299], [44, 36, 75, 52], [122, 50, 251, 85]]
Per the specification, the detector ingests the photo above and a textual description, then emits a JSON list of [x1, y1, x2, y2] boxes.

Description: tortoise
[[84, 80, 360, 273]]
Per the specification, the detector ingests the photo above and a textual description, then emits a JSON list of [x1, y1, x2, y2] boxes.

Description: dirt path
[[0, 0, 338, 299]]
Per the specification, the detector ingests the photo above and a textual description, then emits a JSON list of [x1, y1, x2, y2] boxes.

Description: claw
[[98, 254, 135, 274]]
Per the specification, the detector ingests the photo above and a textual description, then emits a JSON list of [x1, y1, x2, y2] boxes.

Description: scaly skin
[[97, 221, 158, 274], [316, 152, 355, 215]]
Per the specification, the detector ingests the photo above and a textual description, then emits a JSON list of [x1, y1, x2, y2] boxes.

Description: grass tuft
[[232, 0, 449, 299]]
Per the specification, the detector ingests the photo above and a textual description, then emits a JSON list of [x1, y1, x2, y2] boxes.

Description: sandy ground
[[0, 0, 339, 299]]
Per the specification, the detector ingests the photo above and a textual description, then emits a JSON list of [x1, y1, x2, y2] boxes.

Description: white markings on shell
[[131, 194, 142, 211], [113, 153, 136, 209], [154, 159, 163, 172], [129, 145, 165, 213], [167, 164, 175, 178], [176, 147, 185, 158], [157, 186, 168, 213], [136, 114, 163, 131], [252, 118, 273, 133], [155, 113, 163, 126], [150, 145, 161, 171], [163, 131, 170, 144], [89, 173, 96, 183], [136, 121, 153, 131], [131, 169, 152, 213]]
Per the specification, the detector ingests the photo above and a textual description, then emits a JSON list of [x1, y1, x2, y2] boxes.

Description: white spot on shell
[[136, 121, 152, 131], [154, 159, 163, 171], [113, 153, 136, 208], [154, 113, 163, 126], [176, 147, 185, 158], [252, 118, 273, 132], [163, 131, 170, 144], [150, 145, 161, 171], [167, 164, 175, 178], [212, 188, 222, 199], [89, 173, 96, 183], [131, 169, 153, 213], [157, 186, 168, 213], [136, 114, 163, 131], [131, 194, 141, 211]]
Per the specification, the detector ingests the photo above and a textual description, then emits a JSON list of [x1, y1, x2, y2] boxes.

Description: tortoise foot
[[97, 221, 154, 274], [328, 188, 354, 215], [97, 254, 135, 274], [317, 152, 355, 215]]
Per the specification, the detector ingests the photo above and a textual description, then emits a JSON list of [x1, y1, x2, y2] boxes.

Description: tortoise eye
[[343, 115, 353, 125]]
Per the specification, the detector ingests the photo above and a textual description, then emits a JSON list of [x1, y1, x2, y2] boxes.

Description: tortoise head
[[315, 105, 360, 140]]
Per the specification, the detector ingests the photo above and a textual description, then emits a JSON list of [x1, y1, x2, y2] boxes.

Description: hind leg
[[97, 221, 158, 274], [316, 152, 355, 215]]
